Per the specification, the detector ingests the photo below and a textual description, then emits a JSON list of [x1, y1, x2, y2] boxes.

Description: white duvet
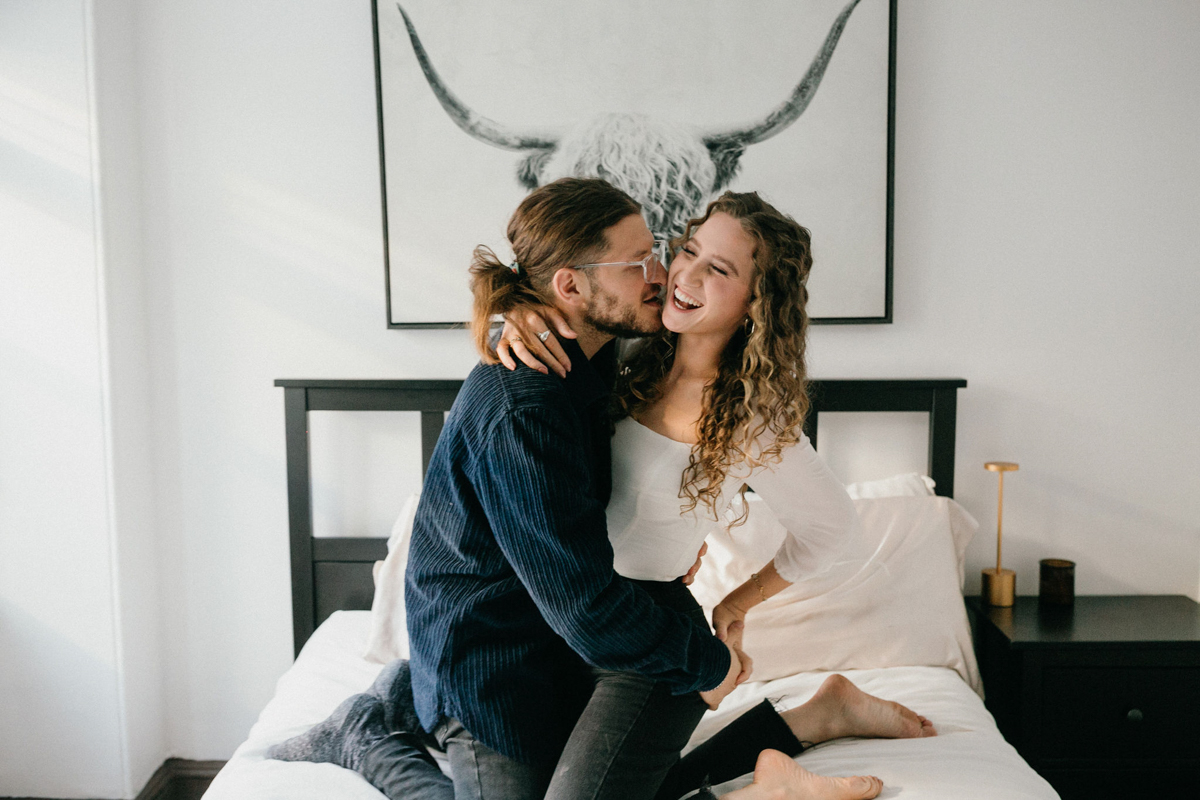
[[205, 612, 1057, 800]]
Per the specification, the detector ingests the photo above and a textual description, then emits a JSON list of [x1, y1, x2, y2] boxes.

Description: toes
[[845, 775, 883, 800], [898, 705, 923, 733]]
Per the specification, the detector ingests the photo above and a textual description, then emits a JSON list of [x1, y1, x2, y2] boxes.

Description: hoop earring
[[743, 317, 754, 335]]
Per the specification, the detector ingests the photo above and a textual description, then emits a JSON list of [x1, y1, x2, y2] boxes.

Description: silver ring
[[537, 330, 552, 343]]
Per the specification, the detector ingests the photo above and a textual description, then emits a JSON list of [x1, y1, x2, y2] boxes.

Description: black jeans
[[546, 580, 806, 800], [657, 699, 806, 800]]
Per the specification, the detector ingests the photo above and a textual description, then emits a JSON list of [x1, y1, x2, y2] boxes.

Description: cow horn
[[396, 4, 558, 152], [703, 0, 865, 149]]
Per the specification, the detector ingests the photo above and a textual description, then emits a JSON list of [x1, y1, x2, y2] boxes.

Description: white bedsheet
[[205, 611, 1058, 799]]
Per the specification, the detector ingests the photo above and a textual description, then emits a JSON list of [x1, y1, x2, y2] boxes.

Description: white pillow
[[362, 492, 420, 664], [844, 472, 936, 499], [690, 494, 981, 692]]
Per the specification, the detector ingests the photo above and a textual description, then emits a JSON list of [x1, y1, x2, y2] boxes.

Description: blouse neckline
[[625, 415, 695, 448]]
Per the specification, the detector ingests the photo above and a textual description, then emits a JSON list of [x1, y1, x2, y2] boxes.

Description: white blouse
[[606, 416, 859, 583]]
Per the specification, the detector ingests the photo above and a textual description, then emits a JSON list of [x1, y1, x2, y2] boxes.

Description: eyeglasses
[[574, 241, 669, 285]]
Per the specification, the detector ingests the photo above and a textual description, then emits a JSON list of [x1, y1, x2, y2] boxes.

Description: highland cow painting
[[373, 0, 894, 327]]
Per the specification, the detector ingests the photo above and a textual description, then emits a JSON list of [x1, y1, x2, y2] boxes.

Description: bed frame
[[275, 378, 967, 657]]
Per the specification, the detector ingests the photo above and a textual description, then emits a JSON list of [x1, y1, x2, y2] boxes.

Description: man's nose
[[645, 258, 668, 286]]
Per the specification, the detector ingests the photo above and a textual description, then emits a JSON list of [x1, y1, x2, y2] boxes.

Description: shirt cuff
[[690, 635, 733, 694]]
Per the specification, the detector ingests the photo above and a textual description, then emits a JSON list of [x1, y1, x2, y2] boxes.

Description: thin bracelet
[[750, 572, 769, 603]]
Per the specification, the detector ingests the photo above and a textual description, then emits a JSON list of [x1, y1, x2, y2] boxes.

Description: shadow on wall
[[0, 600, 124, 797]]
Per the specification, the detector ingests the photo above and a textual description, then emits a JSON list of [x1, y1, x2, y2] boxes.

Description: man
[[272, 178, 742, 799]]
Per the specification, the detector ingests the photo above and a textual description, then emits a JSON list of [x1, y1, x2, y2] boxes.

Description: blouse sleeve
[[742, 433, 860, 584]]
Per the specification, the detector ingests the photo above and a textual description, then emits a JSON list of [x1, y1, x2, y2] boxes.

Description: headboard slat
[[282, 386, 316, 655], [929, 385, 961, 498], [420, 411, 445, 478]]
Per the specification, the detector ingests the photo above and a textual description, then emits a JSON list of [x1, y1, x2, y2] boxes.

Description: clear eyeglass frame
[[574, 240, 670, 285]]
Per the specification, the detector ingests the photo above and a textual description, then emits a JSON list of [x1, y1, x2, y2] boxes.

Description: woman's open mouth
[[672, 288, 703, 312]]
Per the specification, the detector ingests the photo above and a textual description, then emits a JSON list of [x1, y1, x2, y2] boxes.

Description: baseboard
[[136, 759, 225, 800]]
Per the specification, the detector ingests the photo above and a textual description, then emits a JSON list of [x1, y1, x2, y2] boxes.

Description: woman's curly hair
[[614, 191, 814, 523]]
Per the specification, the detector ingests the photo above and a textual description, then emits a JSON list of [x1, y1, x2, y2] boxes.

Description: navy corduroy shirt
[[405, 339, 729, 767]]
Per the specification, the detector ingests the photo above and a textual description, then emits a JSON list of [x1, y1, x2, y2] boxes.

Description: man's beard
[[582, 282, 661, 339]]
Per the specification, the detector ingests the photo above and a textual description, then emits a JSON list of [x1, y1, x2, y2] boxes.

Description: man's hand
[[698, 641, 742, 710], [710, 617, 753, 685], [682, 542, 707, 586], [712, 600, 747, 654], [496, 305, 576, 378], [733, 645, 754, 685]]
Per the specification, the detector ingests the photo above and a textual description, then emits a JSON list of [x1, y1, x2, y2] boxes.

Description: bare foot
[[722, 749, 882, 800], [782, 674, 937, 745]]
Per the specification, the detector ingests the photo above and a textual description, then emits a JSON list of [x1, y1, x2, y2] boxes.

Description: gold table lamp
[[982, 461, 1019, 606]]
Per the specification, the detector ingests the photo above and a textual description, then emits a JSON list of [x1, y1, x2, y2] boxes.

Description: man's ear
[[549, 268, 589, 311]]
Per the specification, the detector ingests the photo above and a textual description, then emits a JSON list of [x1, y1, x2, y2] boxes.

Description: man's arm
[[474, 403, 729, 695]]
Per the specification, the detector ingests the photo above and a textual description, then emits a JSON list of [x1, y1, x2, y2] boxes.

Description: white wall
[[132, 0, 479, 760], [0, 0, 165, 796], [4, 0, 1199, 780], [812, 0, 1200, 598]]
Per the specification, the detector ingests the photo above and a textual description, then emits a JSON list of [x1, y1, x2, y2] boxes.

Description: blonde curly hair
[[614, 191, 814, 522]]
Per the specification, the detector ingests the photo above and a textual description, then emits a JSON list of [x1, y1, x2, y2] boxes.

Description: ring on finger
[[510, 336, 522, 344], [537, 330, 551, 343]]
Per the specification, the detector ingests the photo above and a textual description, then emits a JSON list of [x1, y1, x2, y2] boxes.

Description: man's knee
[[438, 719, 550, 800]]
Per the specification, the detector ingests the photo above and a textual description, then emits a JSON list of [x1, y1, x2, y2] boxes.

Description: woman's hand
[[711, 614, 754, 685], [733, 644, 754, 685], [711, 560, 788, 665], [712, 601, 748, 654], [496, 305, 577, 378], [681, 542, 707, 586]]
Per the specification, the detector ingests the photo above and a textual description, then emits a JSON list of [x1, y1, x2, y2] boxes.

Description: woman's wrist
[[726, 560, 790, 613], [718, 592, 753, 617]]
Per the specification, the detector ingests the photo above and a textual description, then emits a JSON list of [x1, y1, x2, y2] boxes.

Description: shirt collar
[[561, 338, 614, 409]]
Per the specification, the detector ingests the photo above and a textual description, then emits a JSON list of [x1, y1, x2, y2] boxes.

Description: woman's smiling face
[[662, 212, 756, 337]]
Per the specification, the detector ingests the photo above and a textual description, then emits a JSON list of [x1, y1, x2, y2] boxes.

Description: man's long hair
[[468, 177, 640, 361]]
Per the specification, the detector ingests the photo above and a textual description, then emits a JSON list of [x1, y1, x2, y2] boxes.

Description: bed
[[204, 378, 1060, 799]]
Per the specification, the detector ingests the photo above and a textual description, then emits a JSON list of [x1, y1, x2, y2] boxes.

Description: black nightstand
[[967, 595, 1200, 799]]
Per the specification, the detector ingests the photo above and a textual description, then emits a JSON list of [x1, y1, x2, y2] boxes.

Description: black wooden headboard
[[275, 378, 967, 657]]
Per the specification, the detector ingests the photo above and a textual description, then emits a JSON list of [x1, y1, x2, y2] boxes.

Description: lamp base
[[982, 568, 1016, 607]]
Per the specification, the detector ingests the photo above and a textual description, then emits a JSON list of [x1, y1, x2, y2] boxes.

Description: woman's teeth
[[673, 288, 702, 310]]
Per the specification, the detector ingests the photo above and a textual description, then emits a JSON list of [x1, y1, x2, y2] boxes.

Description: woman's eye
[[712, 265, 728, 276]]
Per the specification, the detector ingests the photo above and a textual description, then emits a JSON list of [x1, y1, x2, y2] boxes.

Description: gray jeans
[[359, 717, 550, 800]]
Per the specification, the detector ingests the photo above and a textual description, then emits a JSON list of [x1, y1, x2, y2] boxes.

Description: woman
[[497, 189, 935, 799]]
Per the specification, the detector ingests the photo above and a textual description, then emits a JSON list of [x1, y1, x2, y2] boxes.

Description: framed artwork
[[372, 0, 895, 327]]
